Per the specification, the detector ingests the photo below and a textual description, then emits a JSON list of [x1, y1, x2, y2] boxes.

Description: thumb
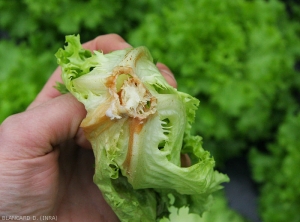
[[0, 94, 86, 159]]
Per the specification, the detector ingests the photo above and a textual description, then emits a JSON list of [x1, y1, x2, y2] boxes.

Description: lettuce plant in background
[[0, 40, 55, 121], [250, 112, 300, 222], [129, 0, 300, 165]]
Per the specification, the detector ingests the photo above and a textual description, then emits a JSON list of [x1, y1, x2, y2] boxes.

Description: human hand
[[0, 34, 177, 221]]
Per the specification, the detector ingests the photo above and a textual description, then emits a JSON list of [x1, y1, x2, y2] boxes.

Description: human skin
[[0, 34, 177, 221]]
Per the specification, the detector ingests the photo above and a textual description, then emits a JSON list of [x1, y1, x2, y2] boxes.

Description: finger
[[82, 33, 131, 53], [156, 63, 177, 88], [75, 128, 92, 149], [0, 94, 87, 159], [180, 154, 192, 167], [28, 34, 131, 109]]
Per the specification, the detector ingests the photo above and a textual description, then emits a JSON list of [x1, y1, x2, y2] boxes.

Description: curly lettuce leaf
[[56, 34, 229, 222]]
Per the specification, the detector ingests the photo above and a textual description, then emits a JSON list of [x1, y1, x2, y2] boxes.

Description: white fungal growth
[[105, 67, 157, 120]]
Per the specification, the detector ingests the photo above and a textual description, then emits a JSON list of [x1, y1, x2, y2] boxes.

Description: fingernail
[[121, 42, 132, 48]]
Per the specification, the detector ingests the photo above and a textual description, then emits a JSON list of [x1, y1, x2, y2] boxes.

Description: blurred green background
[[1, 0, 300, 221]]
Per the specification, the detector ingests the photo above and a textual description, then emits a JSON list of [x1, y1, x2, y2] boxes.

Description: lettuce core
[[105, 66, 157, 120]]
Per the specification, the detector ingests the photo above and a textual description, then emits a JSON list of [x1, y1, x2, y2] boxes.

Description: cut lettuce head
[[55, 35, 229, 222]]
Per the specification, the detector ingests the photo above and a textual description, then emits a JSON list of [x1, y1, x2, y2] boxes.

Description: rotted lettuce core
[[55, 35, 229, 222], [105, 67, 157, 120]]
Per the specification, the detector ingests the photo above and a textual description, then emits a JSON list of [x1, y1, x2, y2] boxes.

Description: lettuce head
[[55, 35, 229, 222]]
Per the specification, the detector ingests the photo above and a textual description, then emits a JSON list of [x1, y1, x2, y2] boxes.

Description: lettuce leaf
[[55, 34, 229, 222]]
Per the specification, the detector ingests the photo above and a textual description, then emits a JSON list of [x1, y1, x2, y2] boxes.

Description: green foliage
[[160, 190, 247, 222], [0, 0, 164, 43], [250, 111, 300, 222], [0, 40, 55, 121], [128, 0, 300, 164], [200, 191, 248, 222]]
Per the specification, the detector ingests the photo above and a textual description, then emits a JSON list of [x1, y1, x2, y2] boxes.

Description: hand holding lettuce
[[55, 35, 229, 221]]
